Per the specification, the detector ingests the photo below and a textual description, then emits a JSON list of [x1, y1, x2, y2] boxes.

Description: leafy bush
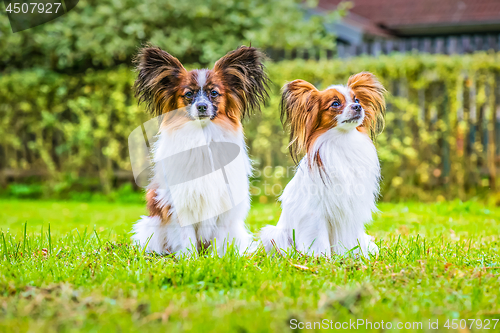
[[1, 52, 500, 200], [0, 0, 341, 72]]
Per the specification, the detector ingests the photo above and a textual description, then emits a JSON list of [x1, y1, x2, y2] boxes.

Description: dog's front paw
[[364, 234, 379, 256], [367, 241, 379, 255]]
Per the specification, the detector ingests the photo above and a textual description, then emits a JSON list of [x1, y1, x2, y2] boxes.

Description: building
[[318, 0, 500, 56]]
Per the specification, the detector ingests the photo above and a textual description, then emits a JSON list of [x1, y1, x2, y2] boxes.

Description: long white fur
[[132, 119, 254, 257], [261, 85, 380, 257]]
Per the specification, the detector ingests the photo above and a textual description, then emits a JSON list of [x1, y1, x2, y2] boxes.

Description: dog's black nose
[[351, 103, 362, 112], [197, 103, 208, 113]]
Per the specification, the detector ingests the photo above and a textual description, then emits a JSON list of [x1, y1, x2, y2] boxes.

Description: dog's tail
[[260, 225, 293, 254]]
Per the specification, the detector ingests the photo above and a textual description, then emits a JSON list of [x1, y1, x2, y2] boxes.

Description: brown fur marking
[[347, 72, 386, 138], [146, 189, 172, 223]]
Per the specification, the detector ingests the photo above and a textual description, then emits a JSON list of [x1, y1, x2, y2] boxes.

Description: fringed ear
[[134, 46, 187, 116], [213, 46, 270, 118], [280, 80, 320, 164], [348, 72, 386, 139]]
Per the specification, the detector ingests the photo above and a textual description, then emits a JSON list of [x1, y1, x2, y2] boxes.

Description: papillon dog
[[132, 46, 269, 256], [260, 72, 386, 257]]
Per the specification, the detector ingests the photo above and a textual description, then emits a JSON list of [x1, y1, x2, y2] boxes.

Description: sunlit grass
[[0, 199, 499, 332]]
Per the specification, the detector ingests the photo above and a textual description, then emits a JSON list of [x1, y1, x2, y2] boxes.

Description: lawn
[[0, 199, 499, 332]]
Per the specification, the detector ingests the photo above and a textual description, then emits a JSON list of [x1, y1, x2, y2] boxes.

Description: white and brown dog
[[131, 46, 269, 256], [261, 73, 386, 257]]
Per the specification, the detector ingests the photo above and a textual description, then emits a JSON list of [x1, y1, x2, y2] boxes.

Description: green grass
[[0, 199, 499, 332]]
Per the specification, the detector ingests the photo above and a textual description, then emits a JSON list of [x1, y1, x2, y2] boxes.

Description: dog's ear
[[348, 72, 386, 138], [134, 46, 187, 115], [280, 80, 320, 164], [213, 46, 270, 118]]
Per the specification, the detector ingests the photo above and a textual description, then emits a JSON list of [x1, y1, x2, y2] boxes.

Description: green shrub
[[1, 52, 500, 201], [0, 0, 341, 72]]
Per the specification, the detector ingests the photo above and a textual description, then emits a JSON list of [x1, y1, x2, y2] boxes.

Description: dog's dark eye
[[210, 90, 219, 98], [185, 91, 193, 98], [331, 101, 341, 107], [354, 98, 360, 103]]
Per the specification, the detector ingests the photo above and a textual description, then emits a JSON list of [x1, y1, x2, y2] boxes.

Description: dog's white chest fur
[[132, 121, 253, 255], [301, 128, 380, 223], [152, 121, 251, 225]]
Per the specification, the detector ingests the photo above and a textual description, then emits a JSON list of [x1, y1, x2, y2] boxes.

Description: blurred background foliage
[[1, 53, 500, 202], [1, 0, 499, 203], [0, 0, 343, 71]]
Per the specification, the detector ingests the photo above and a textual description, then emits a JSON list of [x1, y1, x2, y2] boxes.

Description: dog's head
[[280, 72, 386, 163], [134, 46, 270, 128]]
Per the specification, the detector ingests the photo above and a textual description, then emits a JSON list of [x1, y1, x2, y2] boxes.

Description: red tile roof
[[319, 0, 500, 29]]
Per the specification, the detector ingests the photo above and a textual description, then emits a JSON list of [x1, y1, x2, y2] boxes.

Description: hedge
[[1, 52, 500, 200]]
